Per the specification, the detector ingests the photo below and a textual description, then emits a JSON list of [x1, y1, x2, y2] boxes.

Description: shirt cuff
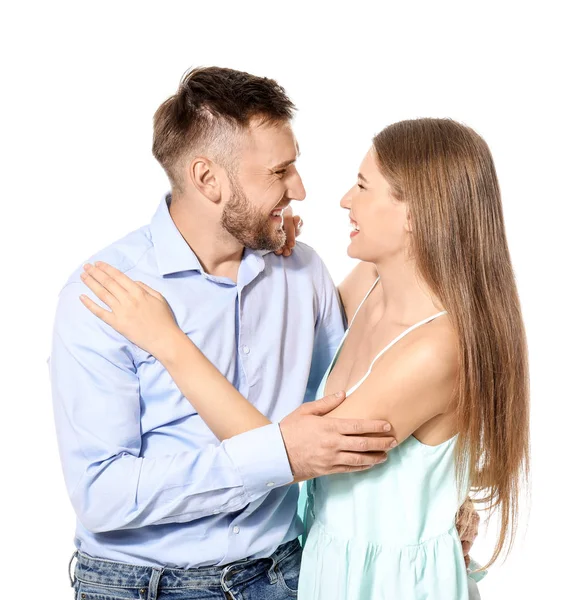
[[467, 557, 488, 582], [223, 423, 294, 501]]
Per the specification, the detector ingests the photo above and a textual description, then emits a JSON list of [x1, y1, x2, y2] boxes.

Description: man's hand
[[279, 391, 397, 482], [456, 497, 480, 568], [275, 206, 303, 257]]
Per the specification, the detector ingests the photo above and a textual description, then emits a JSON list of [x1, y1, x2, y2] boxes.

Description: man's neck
[[170, 193, 244, 281]]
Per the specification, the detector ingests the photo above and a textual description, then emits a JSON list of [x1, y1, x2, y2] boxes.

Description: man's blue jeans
[[70, 539, 302, 599]]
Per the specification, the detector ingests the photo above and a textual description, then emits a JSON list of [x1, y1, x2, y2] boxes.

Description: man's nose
[[288, 168, 306, 201]]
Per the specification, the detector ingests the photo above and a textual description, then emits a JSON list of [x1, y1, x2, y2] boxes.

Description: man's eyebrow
[[271, 157, 298, 170], [271, 144, 301, 171], [358, 172, 369, 183]]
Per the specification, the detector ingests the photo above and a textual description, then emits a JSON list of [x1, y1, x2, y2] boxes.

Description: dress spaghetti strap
[[348, 276, 381, 329]]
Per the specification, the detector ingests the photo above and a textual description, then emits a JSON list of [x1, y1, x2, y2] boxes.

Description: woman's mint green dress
[[297, 278, 485, 599]]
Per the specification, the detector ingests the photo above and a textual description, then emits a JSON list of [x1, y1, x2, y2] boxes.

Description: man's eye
[[275, 170, 288, 177]]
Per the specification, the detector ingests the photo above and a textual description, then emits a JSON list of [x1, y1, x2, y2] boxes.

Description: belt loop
[[68, 551, 78, 587], [147, 566, 164, 600], [220, 565, 233, 594], [267, 556, 278, 585]]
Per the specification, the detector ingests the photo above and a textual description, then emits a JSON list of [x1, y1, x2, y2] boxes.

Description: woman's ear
[[189, 156, 222, 203], [404, 206, 413, 233]]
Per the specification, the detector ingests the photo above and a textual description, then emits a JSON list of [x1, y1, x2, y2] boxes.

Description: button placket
[[237, 289, 252, 388]]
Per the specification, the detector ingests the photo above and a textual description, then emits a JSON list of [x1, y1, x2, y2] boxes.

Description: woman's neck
[[373, 254, 444, 326]]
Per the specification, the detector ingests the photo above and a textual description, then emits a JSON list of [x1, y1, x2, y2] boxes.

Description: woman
[[80, 118, 529, 598]]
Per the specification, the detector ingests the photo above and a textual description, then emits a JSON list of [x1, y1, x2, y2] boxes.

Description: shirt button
[[241, 345, 250, 355], [233, 526, 240, 534], [266, 482, 275, 487]]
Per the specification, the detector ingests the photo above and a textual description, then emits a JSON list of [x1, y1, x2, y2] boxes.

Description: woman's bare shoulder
[[337, 262, 379, 323]]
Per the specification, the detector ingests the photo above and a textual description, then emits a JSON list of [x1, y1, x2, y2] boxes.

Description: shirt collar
[[150, 193, 204, 276], [150, 193, 273, 278]]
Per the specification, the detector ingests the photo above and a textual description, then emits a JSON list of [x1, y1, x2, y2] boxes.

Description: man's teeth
[[271, 210, 283, 217]]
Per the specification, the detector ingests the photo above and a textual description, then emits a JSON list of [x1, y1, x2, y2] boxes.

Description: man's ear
[[189, 156, 222, 203]]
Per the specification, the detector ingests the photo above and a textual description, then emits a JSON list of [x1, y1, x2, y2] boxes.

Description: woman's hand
[[274, 206, 303, 257], [79, 261, 183, 360]]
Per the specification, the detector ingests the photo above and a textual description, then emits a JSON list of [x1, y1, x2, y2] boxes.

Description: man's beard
[[221, 175, 286, 251]]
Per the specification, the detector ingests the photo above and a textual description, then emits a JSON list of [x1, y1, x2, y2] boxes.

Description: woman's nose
[[340, 188, 353, 209]]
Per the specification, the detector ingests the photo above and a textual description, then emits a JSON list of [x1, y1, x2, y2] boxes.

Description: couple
[[50, 66, 529, 599]]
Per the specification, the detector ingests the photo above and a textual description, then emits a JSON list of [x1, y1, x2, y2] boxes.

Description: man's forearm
[[68, 429, 292, 533]]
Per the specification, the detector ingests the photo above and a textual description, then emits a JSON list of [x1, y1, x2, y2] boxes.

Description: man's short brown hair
[[152, 66, 296, 190]]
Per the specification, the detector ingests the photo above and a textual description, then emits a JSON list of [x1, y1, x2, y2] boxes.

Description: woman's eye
[[357, 183, 365, 190]]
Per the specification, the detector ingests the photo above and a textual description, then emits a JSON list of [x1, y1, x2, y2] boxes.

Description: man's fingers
[[331, 464, 373, 474], [461, 526, 479, 546], [331, 417, 393, 435], [304, 392, 346, 416], [339, 435, 397, 453], [335, 451, 388, 468]]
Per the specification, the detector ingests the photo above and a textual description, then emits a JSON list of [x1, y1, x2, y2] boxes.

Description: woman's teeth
[[351, 222, 360, 232]]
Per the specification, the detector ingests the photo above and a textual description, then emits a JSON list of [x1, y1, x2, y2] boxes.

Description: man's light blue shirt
[[49, 195, 346, 569]]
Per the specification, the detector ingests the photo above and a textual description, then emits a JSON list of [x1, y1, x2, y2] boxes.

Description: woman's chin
[[346, 243, 361, 260]]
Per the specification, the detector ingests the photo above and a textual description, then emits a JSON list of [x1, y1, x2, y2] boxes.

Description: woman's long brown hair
[[373, 119, 529, 568]]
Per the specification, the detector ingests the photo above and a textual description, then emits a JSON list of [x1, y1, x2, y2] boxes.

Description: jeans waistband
[[71, 538, 301, 591]]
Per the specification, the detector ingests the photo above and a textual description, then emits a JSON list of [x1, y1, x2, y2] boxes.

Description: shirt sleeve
[[304, 253, 347, 403], [49, 280, 293, 534]]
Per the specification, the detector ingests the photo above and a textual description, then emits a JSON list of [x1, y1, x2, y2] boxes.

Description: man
[[50, 66, 478, 599]]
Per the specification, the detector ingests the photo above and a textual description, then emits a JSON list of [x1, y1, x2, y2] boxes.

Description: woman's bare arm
[[160, 330, 272, 439], [326, 331, 458, 445]]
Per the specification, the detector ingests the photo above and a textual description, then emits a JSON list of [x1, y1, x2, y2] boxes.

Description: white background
[[2, 1, 579, 597]]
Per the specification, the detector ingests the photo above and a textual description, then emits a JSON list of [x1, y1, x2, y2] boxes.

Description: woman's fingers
[[79, 294, 115, 325], [93, 261, 143, 298], [135, 281, 164, 300], [294, 215, 303, 236], [83, 263, 129, 299], [80, 269, 119, 309], [274, 208, 303, 257], [283, 208, 296, 249]]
